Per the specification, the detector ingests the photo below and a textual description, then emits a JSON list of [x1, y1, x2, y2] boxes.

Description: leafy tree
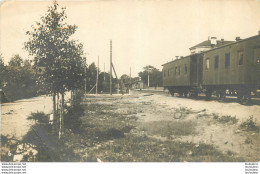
[[8, 54, 23, 67], [138, 65, 162, 87], [1, 54, 38, 101], [120, 74, 131, 84], [0, 54, 5, 89], [98, 72, 112, 93], [86, 62, 98, 92], [24, 1, 86, 138]]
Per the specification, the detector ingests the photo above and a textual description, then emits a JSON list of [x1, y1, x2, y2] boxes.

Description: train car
[[201, 34, 260, 103], [162, 54, 202, 97], [162, 33, 260, 104]]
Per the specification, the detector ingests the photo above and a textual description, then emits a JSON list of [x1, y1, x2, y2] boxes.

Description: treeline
[[0, 54, 119, 102], [0, 54, 42, 101], [138, 65, 163, 87]]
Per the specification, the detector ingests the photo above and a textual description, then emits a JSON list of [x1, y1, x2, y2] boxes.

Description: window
[[168, 69, 169, 76], [178, 66, 181, 75], [214, 56, 219, 69], [205, 58, 210, 70], [185, 64, 188, 74], [225, 53, 230, 68], [175, 67, 178, 75], [238, 51, 244, 65]]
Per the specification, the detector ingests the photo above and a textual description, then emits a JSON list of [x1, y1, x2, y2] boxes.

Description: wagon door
[[254, 48, 260, 86], [190, 56, 197, 86]]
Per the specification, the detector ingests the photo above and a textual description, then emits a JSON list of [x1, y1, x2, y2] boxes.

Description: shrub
[[240, 116, 258, 131]]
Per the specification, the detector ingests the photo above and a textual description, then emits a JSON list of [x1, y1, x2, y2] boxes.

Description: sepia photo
[[0, 0, 259, 169]]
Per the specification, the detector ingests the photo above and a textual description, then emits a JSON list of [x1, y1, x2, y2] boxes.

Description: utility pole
[[84, 57, 87, 94], [130, 67, 131, 82], [104, 63, 106, 81], [148, 67, 150, 88], [96, 56, 99, 95], [110, 40, 112, 95]]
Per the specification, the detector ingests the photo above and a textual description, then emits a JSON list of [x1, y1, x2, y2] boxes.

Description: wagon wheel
[[190, 92, 198, 99], [179, 92, 185, 97], [237, 90, 251, 105], [240, 95, 251, 105], [183, 91, 188, 98], [186, 92, 191, 98], [205, 90, 212, 100], [216, 91, 226, 102], [169, 89, 175, 96]]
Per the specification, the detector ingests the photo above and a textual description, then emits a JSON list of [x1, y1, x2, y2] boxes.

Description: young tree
[[24, 1, 86, 137]]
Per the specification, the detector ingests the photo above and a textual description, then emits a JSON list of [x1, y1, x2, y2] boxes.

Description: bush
[[64, 104, 84, 133], [240, 116, 258, 131], [216, 115, 238, 124]]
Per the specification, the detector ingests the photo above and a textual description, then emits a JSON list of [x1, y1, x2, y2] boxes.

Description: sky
[[1, 0, 260, 77]]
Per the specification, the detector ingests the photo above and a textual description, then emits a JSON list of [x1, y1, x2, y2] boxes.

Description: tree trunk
[[57, 93, 62, 139], [71, 90, 74, 107], [61, 93, 65, 136], [52, 92, 56, 132]]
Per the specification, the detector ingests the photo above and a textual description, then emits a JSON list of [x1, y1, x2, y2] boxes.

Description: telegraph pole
[[110, 40, 112, 95], [96, 56, 99, 95], [104, 63, 106, 81], [148, 68, 150, 88], [130, 67, 131, 80]]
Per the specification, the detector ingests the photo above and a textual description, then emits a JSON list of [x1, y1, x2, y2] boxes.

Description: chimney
[[210, 37, 217, 45], [236, 37, 241, 41], [175, 56, 179, 59], [220, 38, 224, 45], [258, 31, 260, 35]]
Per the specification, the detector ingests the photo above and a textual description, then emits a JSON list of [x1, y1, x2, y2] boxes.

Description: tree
[[86, 62, 98, 92], [120, 74, 131, 84], [8, 54, 23, 67], [1, 54, 38, 101], [24, 1, 86, 138], [98, 72, 110, 92], [138, 65, 163, 87], [0, 54, 5, 89]]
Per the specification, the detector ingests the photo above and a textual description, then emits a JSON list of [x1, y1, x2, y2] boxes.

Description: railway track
[[131, 89, 260, 105]]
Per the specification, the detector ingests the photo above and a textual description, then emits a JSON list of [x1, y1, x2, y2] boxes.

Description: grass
[[240, 116, 259, 131], [5, 96, 248, 162], [244, 137, 252, 144], [213, 114, 238, 124], [87, 134, 244, 162], [79, 104, 137, 143], [139, 120, 197, 137]]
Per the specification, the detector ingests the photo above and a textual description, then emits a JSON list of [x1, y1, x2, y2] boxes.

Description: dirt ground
[[76, 91, 259, 162], [1, 90, 259, 162]]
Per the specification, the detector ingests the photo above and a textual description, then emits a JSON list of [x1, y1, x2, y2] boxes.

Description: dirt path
[[97, 91, 260, 161], [1, 92, 259, 162], [1, 95, 53, 140]]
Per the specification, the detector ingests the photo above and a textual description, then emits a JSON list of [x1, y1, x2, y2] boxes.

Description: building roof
[[189, 40, 234, 50]]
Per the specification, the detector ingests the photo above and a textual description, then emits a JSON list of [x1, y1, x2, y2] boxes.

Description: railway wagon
[[162, 33, 260, 104], [202, 34, 260, 103], [162, 54, 202, 97]]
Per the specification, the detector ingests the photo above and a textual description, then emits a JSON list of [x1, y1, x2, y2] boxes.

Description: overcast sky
[[1, 0, 260, 77]]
